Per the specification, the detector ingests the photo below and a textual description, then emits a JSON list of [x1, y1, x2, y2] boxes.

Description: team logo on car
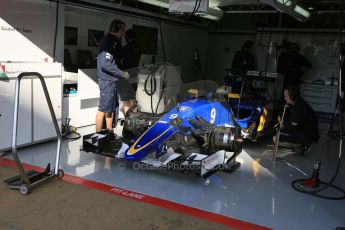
[[179, 106, 191, 112]]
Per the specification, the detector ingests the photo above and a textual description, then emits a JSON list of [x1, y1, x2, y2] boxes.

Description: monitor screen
[[64, 26, 78, 45], [88, 29, 104, 47]]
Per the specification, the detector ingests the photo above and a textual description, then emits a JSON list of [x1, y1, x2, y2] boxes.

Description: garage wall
[[256, 30, 341, 82], [64, 5, 208, 83], [206, 32, 256, 84], [0, 0, 64, 63], [206, 30, 342, 85]]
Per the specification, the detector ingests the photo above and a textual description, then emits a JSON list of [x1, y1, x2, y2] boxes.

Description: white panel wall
[[256, 31, 341, 82], [207, 31, 341, 84], [0, 0, 64, 63], [0, 79, 32, 150]]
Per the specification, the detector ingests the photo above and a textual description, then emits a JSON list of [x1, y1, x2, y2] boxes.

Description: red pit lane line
[[0, 157, 271, 230]]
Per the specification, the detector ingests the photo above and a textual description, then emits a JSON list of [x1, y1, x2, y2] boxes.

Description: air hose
[[144, 63, 167, 114], [291, 158, 345, 200]]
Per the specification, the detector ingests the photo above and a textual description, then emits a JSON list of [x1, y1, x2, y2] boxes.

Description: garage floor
[[1, 122, 345, 229], [0, 164, 230, 230]]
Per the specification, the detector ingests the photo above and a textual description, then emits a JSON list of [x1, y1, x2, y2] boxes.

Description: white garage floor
[[2, 122, 345, 230]]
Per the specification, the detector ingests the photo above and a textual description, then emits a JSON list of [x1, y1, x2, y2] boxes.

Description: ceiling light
[[261, 0, 310, 21], [138, 0, 223, 21], [169, 0, 208, 14], [137, 0, 169, 8], [294, 5, 310, 18], [275, 0, 292, 7], [199, 7, 223, 21]]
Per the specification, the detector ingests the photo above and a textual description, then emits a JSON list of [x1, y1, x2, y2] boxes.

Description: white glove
[[122, 71, 130, 80]]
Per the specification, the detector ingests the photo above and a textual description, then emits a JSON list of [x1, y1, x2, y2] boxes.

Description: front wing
[[82, 131, 237, 178]]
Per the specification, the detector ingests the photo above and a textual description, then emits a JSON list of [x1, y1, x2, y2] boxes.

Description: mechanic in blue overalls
[[95, 19, 130, 132]]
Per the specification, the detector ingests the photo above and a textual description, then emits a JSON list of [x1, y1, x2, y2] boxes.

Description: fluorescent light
[[275, 0, 292, 7], [138, 0, 169, 9], [261, 0, 310, 21], [294, 5, 310, 18], [199, 14, 220, 21], [169, 0, 208, 14], [138, 0, 223, 21], [199, 7, 223, 21]]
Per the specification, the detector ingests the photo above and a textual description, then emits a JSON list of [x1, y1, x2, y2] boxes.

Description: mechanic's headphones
[[285, 85, 300, 101], [109, 19, 124, 33]]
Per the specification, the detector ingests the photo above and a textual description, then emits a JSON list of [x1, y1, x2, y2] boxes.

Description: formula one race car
[[83, 90, 246, 178], [123, 84, 277, 144], [82, 85, 277, 178], [223, 72, 280, 141]]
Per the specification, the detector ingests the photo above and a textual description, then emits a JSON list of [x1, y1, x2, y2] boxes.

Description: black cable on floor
[[291, 180, 345, 200], [291, 159, 345, 200]]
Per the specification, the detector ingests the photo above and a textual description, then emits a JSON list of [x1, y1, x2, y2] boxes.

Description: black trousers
[[279, 129, 314, 146]]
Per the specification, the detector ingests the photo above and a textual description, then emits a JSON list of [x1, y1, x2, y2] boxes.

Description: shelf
[[63, 94, 78, 97], [63, 83, 78, 96], [300, 83, 337, 113]]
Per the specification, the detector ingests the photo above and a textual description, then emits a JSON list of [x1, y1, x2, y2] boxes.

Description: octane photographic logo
[[0, 65, 6, 78]]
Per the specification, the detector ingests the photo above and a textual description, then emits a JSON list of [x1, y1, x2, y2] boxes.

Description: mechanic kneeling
[[273, 85, 319, 152]]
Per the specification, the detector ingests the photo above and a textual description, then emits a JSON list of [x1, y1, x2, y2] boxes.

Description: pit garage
[[0, 1, 345, 229]]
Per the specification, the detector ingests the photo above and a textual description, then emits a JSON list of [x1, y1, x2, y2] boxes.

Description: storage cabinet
[[0, 79, 32, 149], [62, 69, 99, 127], [0, 63, 62, 151], [300, 83, 338, 113], [33, 76, 62, 142]]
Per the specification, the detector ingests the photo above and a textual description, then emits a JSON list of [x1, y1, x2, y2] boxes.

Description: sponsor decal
[[0, 25, 32, 33], [179, 106, 191, 112], [168, 113, 178, 120], [105, 52, 112, 60], [0, 65, 6, 78], [202, 153, 218, 165], [127, 125, 174, 155], [201, 151, 224, 175]]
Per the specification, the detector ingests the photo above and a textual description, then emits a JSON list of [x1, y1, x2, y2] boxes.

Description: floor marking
[[0, 157, 271, 230]]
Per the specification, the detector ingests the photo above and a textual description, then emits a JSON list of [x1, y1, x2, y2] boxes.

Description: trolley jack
[[303, 161, 321, 188]]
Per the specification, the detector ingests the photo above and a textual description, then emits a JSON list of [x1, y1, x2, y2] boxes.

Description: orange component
[[228, 93, 240, 99]]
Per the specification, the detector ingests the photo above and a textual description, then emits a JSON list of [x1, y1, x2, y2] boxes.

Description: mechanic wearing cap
[[273, 85, 319, 150], [95, 19, 130, 132]]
